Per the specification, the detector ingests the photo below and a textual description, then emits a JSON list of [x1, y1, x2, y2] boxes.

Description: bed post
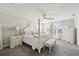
[[38, 19, 41, 54], [38, 19, 40, 40]]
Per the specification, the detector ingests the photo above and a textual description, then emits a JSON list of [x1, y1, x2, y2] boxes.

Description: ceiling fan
[[40, 14, 54, 23], [42, 14, 54, 20]]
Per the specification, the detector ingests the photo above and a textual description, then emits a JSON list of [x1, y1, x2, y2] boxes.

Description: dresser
[[10, 35, 22, 48]]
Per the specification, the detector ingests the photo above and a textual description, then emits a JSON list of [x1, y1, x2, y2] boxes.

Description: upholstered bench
[[44, 39, 56, 53]]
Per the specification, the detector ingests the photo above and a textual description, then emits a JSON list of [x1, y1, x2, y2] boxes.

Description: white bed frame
[[23, 34, 50, 53], [22, 19, 52, 53]]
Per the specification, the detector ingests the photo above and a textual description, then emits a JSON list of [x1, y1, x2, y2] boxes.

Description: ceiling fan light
[[43, 18, 47, 23]]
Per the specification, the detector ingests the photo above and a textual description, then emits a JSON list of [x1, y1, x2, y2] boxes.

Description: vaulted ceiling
[[0, 3, 79, 22]]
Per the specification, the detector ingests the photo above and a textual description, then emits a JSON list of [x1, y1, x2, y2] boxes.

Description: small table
[[44, 39, 56, 53]]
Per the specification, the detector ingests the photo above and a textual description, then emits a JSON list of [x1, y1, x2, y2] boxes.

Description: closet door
[[62, 28, 69, 42], [68, 28, 75, 44], [62, 27, 75, 44], [0, 24, 2, 49]]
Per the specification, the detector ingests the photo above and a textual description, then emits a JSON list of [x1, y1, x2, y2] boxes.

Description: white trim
[[3, 44, 9, 48], [0, 47, 3, 49], [0, 48, 2, 49]]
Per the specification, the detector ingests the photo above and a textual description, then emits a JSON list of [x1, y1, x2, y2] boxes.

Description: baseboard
[[0, 44, 9, 49], [0, 47, 3, 49], [3, 44, 10, 48]]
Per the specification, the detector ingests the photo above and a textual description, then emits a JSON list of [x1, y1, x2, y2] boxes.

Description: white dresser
[[10, 35, 22, 48]]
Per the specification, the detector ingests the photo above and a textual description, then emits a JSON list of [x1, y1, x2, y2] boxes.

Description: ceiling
[[0, 3, 79, 22]]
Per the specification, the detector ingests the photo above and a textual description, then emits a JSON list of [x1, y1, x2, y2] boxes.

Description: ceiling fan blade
[[45, 18, 54, 20]]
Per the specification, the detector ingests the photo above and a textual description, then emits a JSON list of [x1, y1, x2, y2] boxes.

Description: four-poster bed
[[23, 15, 56, 53], [23, 15, 55, 53], [23, 18, 51, 53]]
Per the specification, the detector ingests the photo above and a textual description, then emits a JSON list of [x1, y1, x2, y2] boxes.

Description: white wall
[[0, 24, 2, 49], [0, 12, 31, 47], [53, 18, 74, 28]]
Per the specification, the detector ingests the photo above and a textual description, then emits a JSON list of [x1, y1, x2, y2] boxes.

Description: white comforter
[[23, 34, 50, 53]]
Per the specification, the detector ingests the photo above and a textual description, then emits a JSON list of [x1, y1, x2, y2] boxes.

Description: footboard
[[23, 34, 50, 53]]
